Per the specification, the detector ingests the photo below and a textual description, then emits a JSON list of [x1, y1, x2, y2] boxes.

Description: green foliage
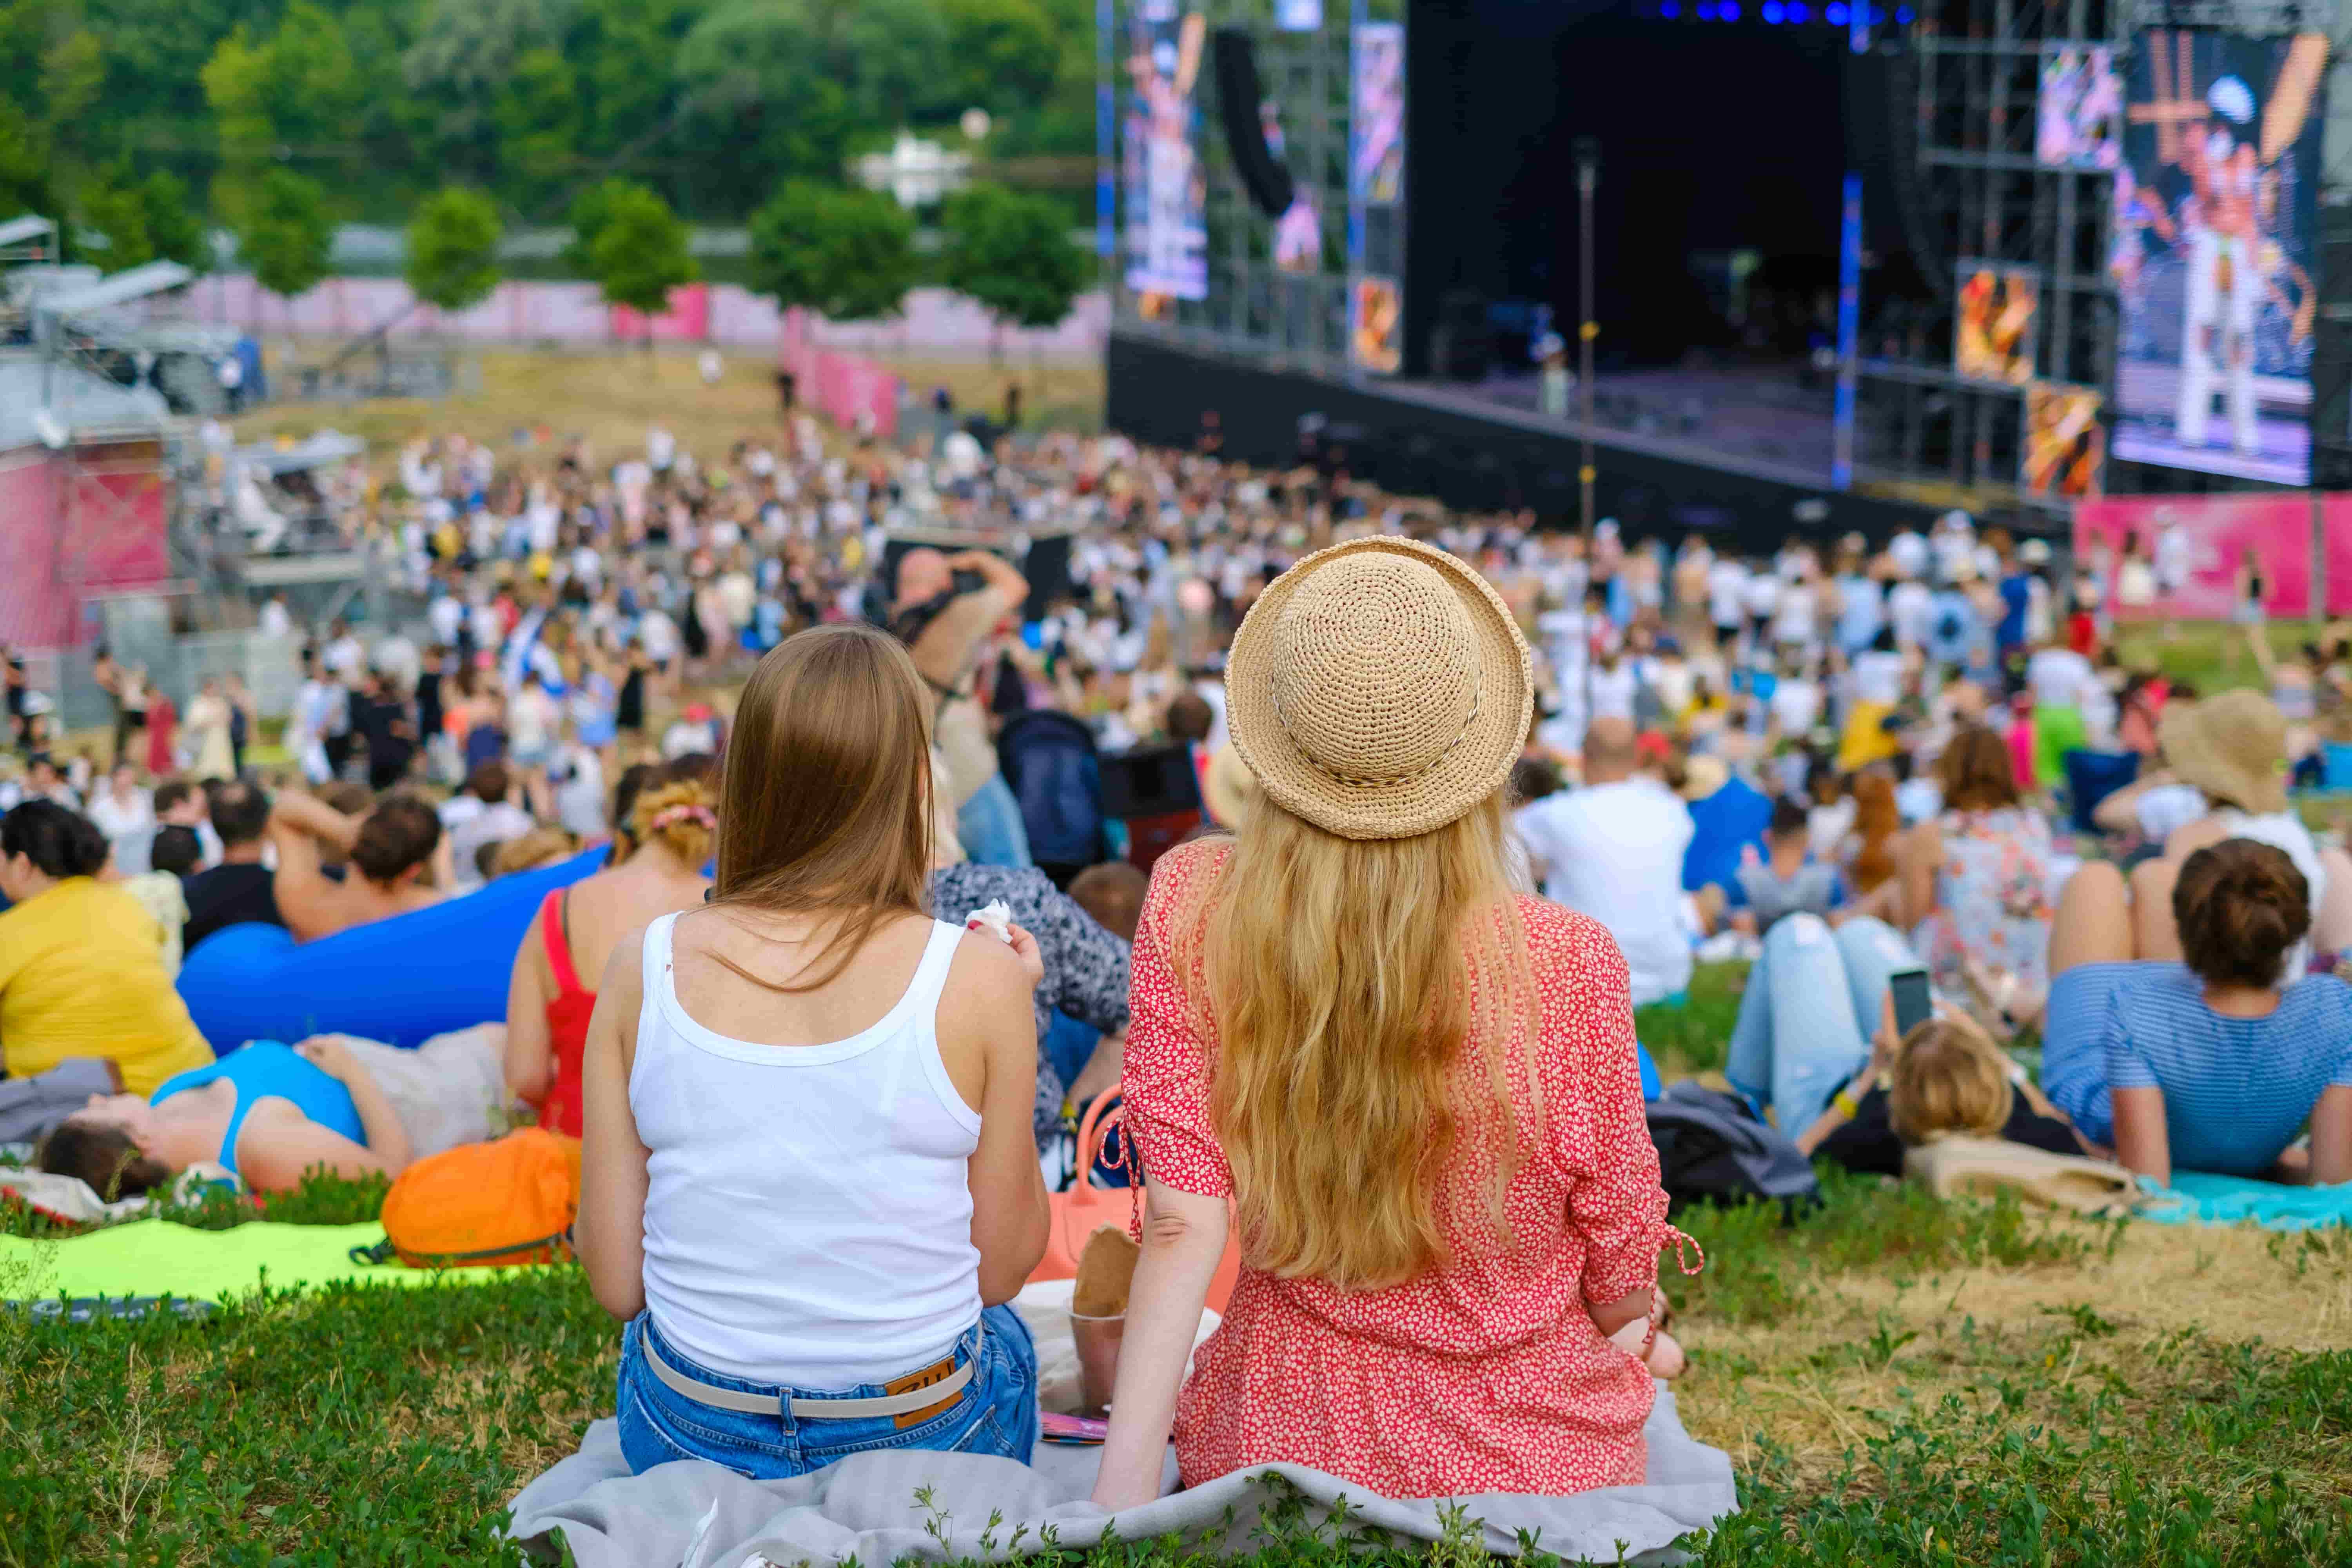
[[746, 180, 918, 323], [75, 169, 209, 274], [201, 3, 366, 166], [238, 168, 336, 300], [581, 180, 697, 325], [405, 186, 506, 313], [6, 1169, 2351, 1562], [936, 0, 1062, 120], [936, 181, 1090, 332], [3, 0, 1104, 234]]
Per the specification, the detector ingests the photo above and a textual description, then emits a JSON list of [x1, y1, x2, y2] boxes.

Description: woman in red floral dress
[[1092, 538, 1693, 1510]]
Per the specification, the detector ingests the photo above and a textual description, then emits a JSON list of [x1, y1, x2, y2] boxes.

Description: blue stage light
[[1788, 0, 1808, 16], [1895, 4, 1913, 16], [1694, 1, 1714, 16], [1719, 1, 1739, 16], [1826, 1, 1848, 20], [1660, 0, 1679, 12], [1762, 2, 1784, 20], [1869, 5, 1886, 20]]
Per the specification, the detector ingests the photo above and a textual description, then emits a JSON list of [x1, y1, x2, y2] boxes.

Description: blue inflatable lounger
[[177, 845, 606, 1053]]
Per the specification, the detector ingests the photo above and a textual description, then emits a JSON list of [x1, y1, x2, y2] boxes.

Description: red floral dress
[[1121, 839, 1693, 1499]]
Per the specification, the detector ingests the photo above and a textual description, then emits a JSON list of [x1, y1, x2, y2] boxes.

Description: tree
[[238, 168, 334, 303], [746, 180, 917, 325], [81, 170, 210, 274], [936, 182, 1090, 358], [137, 172, 209, 273], [581, 181, 695, 347], [936, 0, 1060, 122], [560, 176, 637, 275], [405, 187, 503, 315]]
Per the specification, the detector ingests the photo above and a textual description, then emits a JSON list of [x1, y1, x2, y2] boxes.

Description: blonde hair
[[492, 826, 575, 877], [1887, 1015, 2013, 1143], [1167, 792, 1537, 1292], [627, 779, 718, 869], [711, 625, 933, 994]]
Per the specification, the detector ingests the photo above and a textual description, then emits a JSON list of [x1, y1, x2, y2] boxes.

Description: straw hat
[[1223, 537, 1531, 841], [2159, 688, 2289, 815], [1201, 740, 1258, 829], [1680, 753, 1729, 802]]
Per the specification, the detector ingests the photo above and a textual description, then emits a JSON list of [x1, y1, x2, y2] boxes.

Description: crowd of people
[[2, 406, 2349, 1514]]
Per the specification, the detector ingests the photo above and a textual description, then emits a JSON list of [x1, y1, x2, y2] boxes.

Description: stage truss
[[1102, 0, 1403, 377], [1857, 0, 2345, 513]]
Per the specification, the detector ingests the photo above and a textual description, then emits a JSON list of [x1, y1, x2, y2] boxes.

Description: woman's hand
[[1003, 921, 1045, 989], [295, 1036, 361, 1083]]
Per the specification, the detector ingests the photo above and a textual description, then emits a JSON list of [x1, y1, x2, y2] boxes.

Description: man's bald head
[[1582, 717, 1641, 784], [894, 548, 951, 611]]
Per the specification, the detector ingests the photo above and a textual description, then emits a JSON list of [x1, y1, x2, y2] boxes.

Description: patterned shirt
[[1122, 838, 1690, 1497], [929, 864, 1131, 1143]]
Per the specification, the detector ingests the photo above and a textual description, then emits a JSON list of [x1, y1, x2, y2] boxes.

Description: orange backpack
[[357, 1128, 582, 1269]]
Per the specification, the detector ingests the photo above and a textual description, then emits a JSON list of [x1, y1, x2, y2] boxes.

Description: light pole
[[1574, 136, 1599, 742]]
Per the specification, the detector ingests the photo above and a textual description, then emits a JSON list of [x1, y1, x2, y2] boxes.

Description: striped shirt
[[2043, 962, 2352, 1175]]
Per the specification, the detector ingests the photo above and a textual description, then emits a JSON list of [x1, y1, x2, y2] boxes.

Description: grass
[[6, 971, 2349, 1564], [230, 343, 1105, 461]]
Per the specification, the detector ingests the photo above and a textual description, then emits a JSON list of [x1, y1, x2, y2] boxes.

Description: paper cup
[[1069, 1309, 1125, 1417]]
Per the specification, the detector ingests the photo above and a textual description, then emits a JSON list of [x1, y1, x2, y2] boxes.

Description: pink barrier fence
[[780, 309, 900, 439], [2074, 495, 2352, 619], [190, 275, 1105, 356]]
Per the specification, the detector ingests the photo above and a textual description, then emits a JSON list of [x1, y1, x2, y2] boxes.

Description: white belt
[[644, 1344, 974, 1421]]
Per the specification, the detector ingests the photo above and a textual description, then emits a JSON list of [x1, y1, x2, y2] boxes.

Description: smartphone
[[1888, 968, 1934, 1039], [1040, 1411, 1108, 1445]]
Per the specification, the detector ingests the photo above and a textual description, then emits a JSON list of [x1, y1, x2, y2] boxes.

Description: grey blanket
[[506, 1387, 1734, 1566]]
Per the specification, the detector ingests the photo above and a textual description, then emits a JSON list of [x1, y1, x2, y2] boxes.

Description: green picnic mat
[[0, 1220, 537, 1304]]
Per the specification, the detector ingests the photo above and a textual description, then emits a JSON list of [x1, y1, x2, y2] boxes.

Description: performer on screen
[[2170, 76, 2263, 456]]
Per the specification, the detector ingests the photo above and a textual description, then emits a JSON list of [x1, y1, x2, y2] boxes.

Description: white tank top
[[631, 912, 984, 1388]]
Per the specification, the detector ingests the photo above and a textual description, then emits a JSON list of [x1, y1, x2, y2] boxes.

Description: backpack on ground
[[1645, 1081, 1819, 1219], [354, 1127, 581, 1269]]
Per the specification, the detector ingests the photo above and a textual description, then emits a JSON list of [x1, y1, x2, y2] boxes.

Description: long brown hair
[[1938, 724, 2020, 812], [1847, 771, 1900, 893], [710, 624, 933, 992], [1167, 792, 1538, 1293]]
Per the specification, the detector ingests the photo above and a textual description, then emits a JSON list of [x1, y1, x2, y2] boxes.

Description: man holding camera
[[891, 545, 1033, 867]]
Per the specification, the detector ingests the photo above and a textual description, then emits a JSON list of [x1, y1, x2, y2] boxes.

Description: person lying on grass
[[2043, 837, 2352, 1189], [38, 1036, 413, 1198], [574, 625, 1049, 1482]]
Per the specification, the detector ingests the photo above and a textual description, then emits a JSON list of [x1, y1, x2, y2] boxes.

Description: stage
[[1107, 332, 1950, 549]]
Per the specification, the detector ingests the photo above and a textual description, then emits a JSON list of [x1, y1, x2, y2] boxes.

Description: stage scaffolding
[[1102, 0, 1403, 377], [1856, 0, 2344, 512]]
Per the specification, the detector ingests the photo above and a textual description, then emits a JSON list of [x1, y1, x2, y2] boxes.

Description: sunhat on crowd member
[[1220, 536, 1532, 841], [2096, 688, 2352, 973], [2160, 689, 2290, 817], [1094, 537, 1693, 1512]]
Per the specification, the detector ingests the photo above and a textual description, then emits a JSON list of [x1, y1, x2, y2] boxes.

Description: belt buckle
[[884, 1354, 962, 1429]]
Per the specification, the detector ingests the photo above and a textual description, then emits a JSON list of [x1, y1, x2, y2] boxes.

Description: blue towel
[[2140, 1171, 2352, 1231]]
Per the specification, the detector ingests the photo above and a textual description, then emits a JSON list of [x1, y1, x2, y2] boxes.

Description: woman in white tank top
[[576, 624, 1051, 1480]]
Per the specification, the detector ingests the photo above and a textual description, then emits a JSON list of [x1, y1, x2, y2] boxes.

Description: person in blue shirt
[[1995, 547, 2034, 658], [2042, 838, 2352, 1187], [1682, 755, 1773, 909]]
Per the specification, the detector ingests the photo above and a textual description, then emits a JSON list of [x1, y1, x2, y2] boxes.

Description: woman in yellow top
[[0, 800, 212, 1094]]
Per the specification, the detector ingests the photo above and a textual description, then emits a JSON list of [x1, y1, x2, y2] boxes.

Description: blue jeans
[[1725, 915, 1922, 1133], [615, 1308, 1038, 1480], [956, 773, 1034, 869]]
